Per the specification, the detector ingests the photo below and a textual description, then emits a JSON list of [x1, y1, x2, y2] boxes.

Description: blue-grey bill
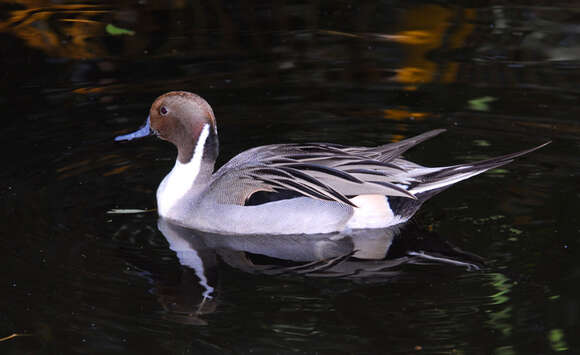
[[115, 116, 153, 141]]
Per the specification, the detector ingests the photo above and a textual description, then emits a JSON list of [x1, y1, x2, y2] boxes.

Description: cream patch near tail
[[346, 194, 406, 229]]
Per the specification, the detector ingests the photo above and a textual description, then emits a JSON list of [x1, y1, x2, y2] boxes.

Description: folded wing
[[209, 130, 449, 206]]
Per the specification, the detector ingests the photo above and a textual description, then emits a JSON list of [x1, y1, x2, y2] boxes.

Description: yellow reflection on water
[[1, 1, 476, 95], [391, 6, 475, 89], [0, 1, 109, 59]]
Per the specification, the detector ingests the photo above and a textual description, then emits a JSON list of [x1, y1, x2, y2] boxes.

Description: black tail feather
[[416, 141, 551, 186], [388, 141, 551, 219]]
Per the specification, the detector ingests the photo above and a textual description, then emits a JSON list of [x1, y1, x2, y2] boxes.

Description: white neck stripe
[[156, 124, 211, 217], [191, 123, 211, 165]]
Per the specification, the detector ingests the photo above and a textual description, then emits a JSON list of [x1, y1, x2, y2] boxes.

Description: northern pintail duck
[[116, 91, 549, 235]]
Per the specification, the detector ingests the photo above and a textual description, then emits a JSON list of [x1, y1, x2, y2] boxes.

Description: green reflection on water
[[486, 273, 513, 337], [468, 96, 497, 112], [105, 24, 135, 36], [494, 345, 516, 355], [489, 273, 512, 306], [548, 329, 568, 352]]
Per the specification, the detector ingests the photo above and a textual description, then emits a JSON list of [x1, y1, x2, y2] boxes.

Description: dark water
[[1, 0, 579, 353]]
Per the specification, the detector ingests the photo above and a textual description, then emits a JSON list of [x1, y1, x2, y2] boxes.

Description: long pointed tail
[[409, 141, 551, 196]]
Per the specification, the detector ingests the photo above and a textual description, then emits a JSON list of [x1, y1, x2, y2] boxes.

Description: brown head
[[150, 91, 217, 163], [116, 91, 219, 164]]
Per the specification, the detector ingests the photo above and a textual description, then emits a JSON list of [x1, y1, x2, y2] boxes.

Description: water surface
[[1, 1, 579, 354]]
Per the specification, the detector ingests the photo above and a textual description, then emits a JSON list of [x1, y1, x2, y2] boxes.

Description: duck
[[115, 91, 549, 235]]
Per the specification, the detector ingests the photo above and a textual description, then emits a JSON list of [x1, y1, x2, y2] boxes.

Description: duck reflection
[[153, 218, 483, 324]]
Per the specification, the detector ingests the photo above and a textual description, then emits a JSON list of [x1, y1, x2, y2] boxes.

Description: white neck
[[156, 124, 211, 217]]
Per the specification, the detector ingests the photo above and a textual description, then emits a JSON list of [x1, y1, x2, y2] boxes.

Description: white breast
[[156, 124, 210, 217]]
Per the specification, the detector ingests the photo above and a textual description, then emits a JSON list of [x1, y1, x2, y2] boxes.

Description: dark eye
[[160, 106, 168, 115]]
